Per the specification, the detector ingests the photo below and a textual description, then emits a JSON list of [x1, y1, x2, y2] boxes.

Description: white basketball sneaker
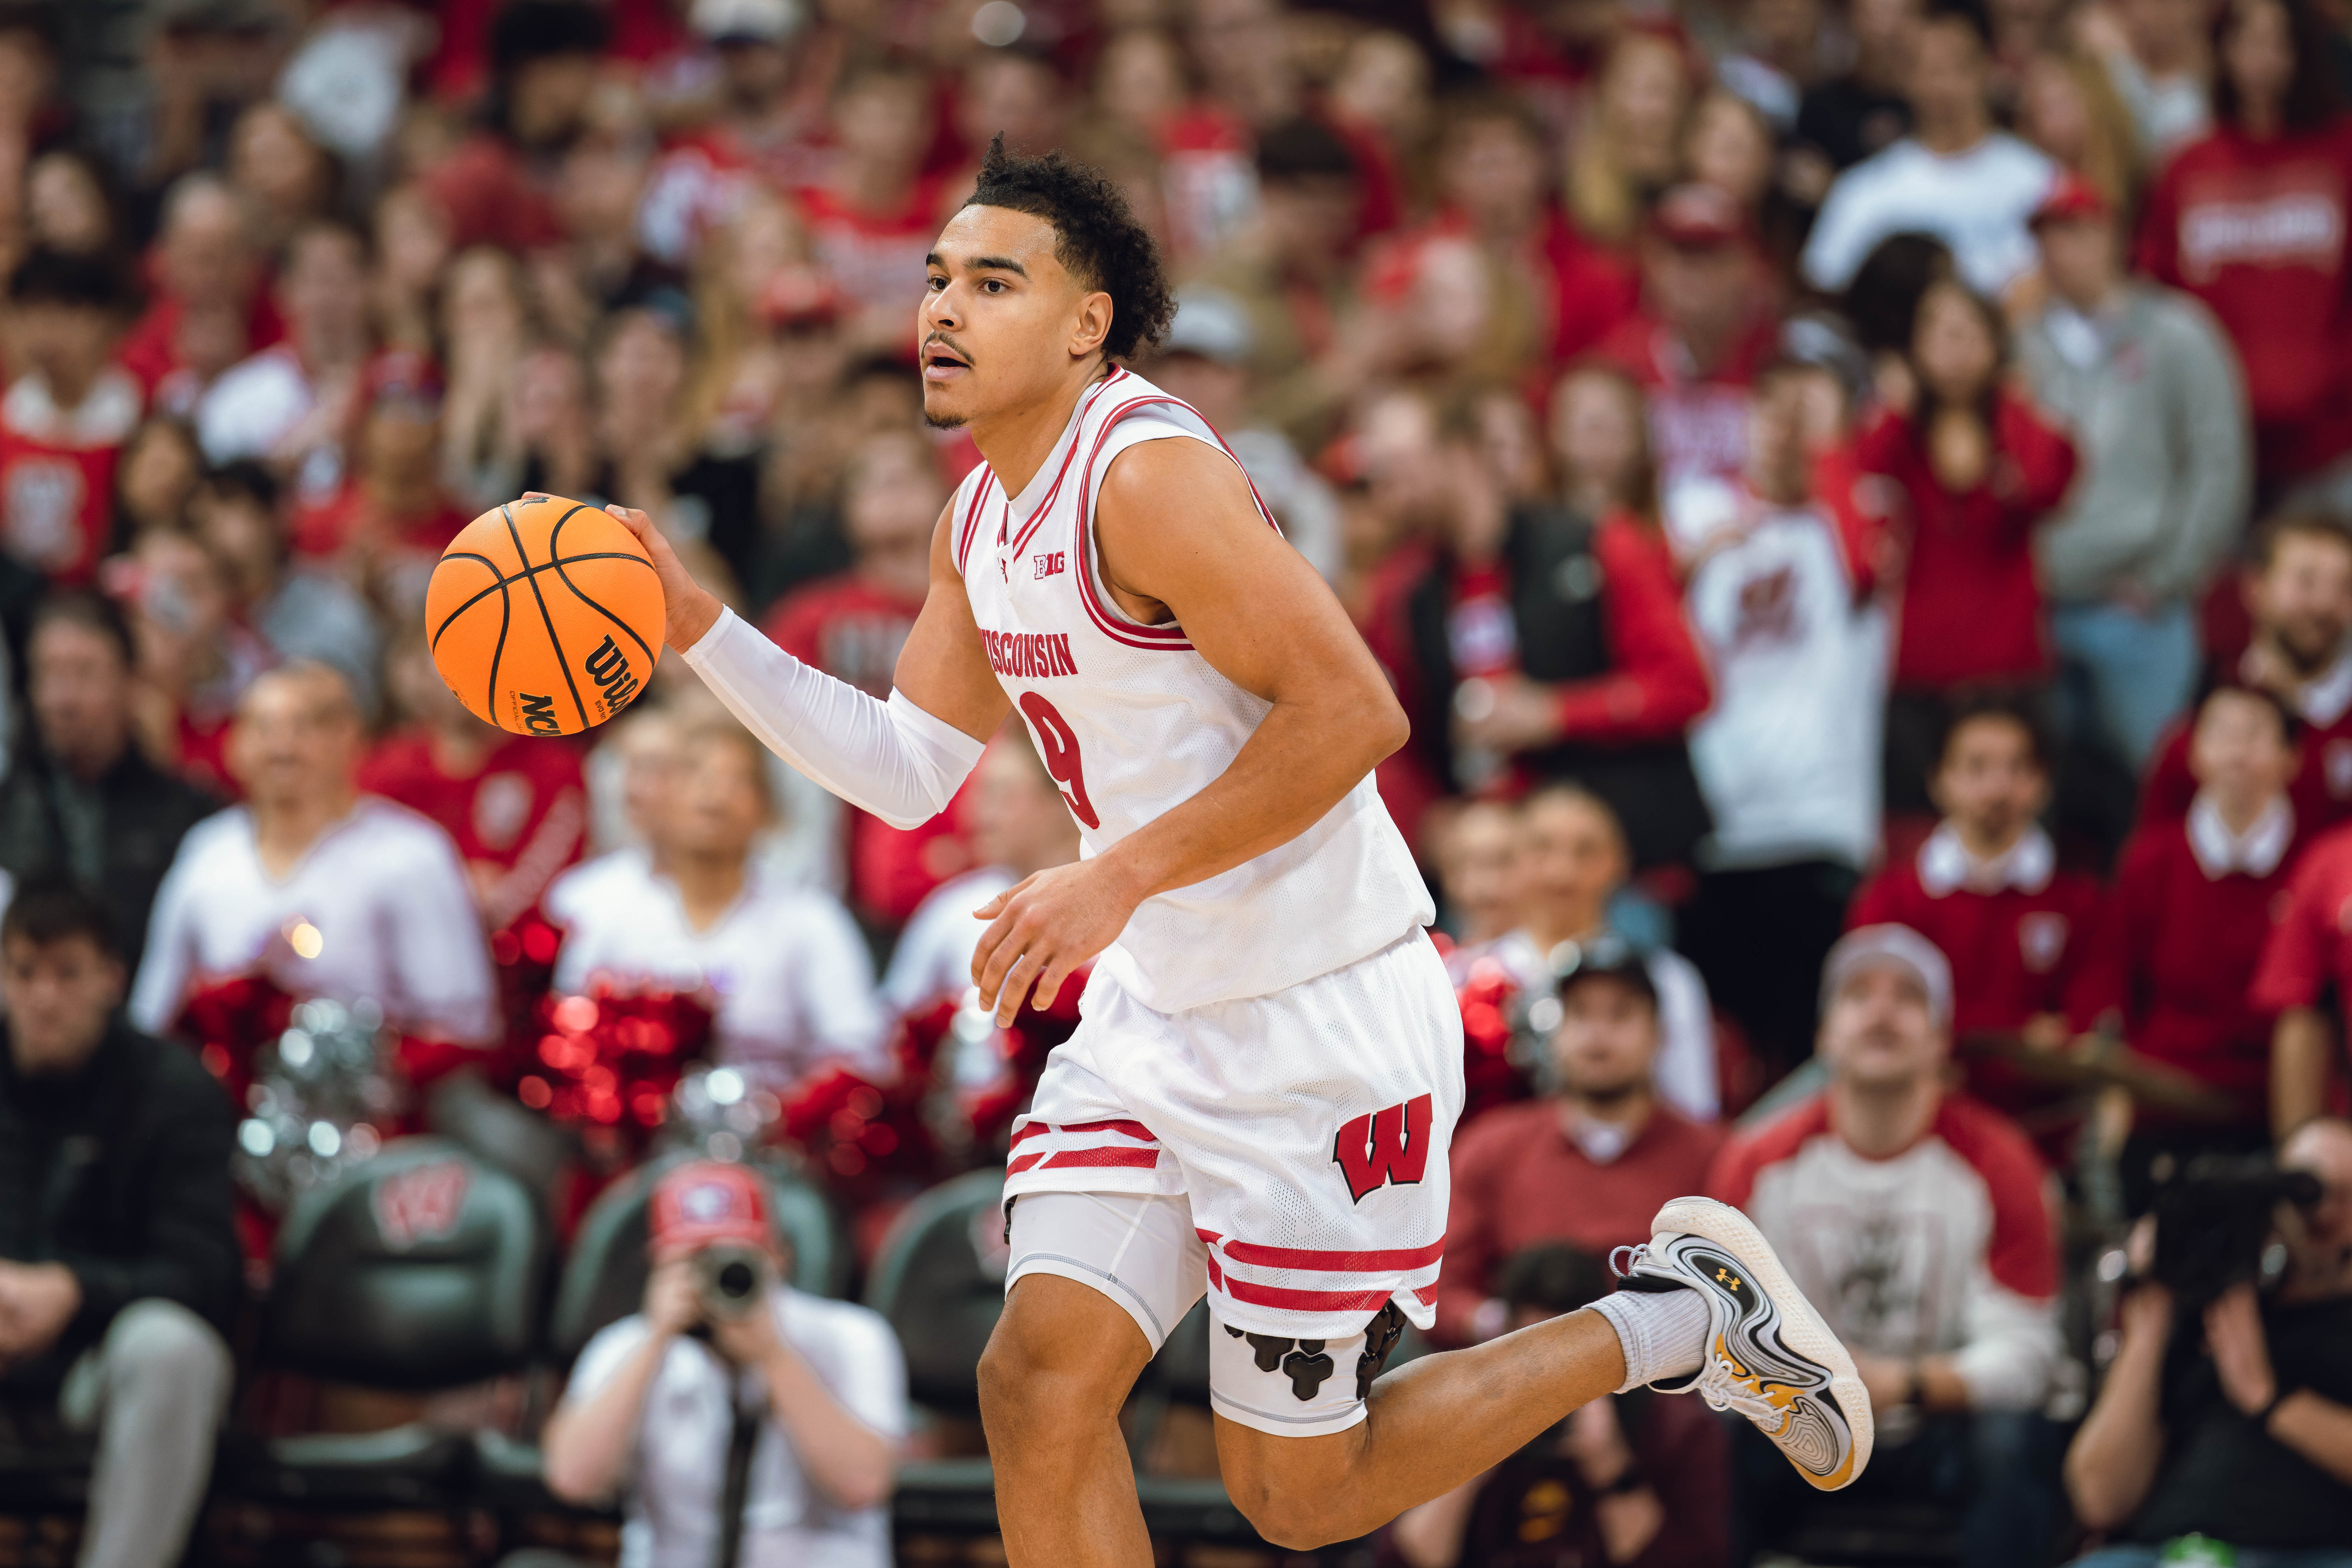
[[1614, 1196, 1874, 1491]]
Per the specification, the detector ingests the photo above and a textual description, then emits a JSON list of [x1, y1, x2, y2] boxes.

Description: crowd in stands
[[2, 0, 2352, 1563]]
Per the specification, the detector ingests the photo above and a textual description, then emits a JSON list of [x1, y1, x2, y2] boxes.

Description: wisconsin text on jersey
[[979, 627, 1080, 680]]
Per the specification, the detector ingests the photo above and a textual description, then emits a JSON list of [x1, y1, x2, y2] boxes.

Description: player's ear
[[1069, 290, 1113, 361]]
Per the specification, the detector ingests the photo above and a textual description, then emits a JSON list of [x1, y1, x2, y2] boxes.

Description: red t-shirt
[[293, 484, 472, 562], [0, 367, 144, 585], [2141, 682, 2352, 836], [762, 574, 967, 923], [2084, 811, 2297, 1124], [1436, 1100, 1723, 1345], [1854, 391, 2078, 692], [357, 730, 588, 930], [423, 134, 567, 254], [2251, 819, 2352, 1015], [793, 173, 951, 326], [2138, 118, 2352, 479], [117, 292, 285, 403], [1848, 839, 2107, 1113]]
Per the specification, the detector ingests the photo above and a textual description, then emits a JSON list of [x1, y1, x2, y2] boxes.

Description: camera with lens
[[692, 1241, 773, 1321], [2149, 1153, 2323, 1310]]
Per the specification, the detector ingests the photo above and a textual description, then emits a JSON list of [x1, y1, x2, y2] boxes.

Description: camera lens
[[715, 1259, 757, 1300]]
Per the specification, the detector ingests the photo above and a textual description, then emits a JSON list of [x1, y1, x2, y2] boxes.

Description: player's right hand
[[533, 494, 723, 653]]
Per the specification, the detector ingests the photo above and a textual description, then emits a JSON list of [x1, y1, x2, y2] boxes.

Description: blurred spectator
[[115, 174, 279, 417], [1324, 28, 1431, 238], [1436, 936, 1723, 1346], [1859, 279, 2077, 811], [2138, 0, 2352, 498], [195, 221, 373, 506], [291, 352, 470, 591], [131, 664, 499, 1048], [1549, 360, 1656, 521], [512, 342, 600, 507], [881, 730, 1079, 1019], [1195, 116, 1367, 456], [2019, 175, 2250, 786], [1565, 29, 1695, 249], [1712, 925, 2063, 1568], [439, 247, 538, 512], [2093, 686, 2300, 1201], [1147, 289, 1342, 581], [2253, 793, 2352, 1137], [1796, 0, 1924, 169], [794, 64, 942, 356], [121, 525, 268, 798], [361, 632, 588, 935], [224, 102, 335, 258], [1802, 2, 2058, 300], [424, 0, 608, 255], [1389, 1242, 1730, 1568], [1430, 796, 1527, 946], [0, 594, 215, 972], [1460, 785, 1720, 1124], [2014, 49, 2142, 212], [764, 428, 952, 925], [369, 181, 453, 355], [2144, 516, 2352, 832], [2064, 1118, 2352, 1558], [541, 1159, 903, 1564], [1850, 698, 2108, 1109], [1600, 184, 1779, 488], [0, 873, 237, 1568], [24, 148, 119, 260], [2078, 0, 2214, 160], [112, 416, 202, 541], [1365, 387, 1714, 868], [1671, 359, 1887, 1080], [191, 460, 380, 714], [546, 719, 887, 1095], [0, 249, 139, 587]]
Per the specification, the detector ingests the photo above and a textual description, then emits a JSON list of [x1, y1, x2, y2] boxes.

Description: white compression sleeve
[[677, 607, 986, 829]]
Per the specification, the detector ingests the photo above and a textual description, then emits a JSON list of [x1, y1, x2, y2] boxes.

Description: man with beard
[[1710, 926, 2063, 1568], [1435, 936, 1724, 1347], [2144, 516, 2352, 831]]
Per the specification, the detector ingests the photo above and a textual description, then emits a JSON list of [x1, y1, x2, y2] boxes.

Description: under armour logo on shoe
[[1226, 1326, 1338, 1401]]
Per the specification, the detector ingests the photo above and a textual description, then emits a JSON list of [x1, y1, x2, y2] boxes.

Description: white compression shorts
[[1006, 1190, 1406, 1439]]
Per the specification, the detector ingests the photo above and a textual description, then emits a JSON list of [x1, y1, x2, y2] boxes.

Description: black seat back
[[547, 1151, 848, 1362], [425, 1071, 575, 1201], [863, 1170, 1007, 1414], [265, 1138, 548, 1390]]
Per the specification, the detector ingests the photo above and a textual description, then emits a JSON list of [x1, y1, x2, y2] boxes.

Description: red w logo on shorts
[[1332, 1094, 1434, 1203]]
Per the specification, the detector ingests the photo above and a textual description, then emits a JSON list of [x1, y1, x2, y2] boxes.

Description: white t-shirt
[[130, 797, 499, 1042], [1667, 477, 1888, 871], [1801, 133, 2057, 297], [568, 1288, 907, 1568], [195, 344, 343, 500], [878, 864, 1016, 1018], [545, 850, 887, 1091]]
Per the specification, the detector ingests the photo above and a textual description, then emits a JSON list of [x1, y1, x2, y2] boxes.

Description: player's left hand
[[971, 859, 1141, 1025]]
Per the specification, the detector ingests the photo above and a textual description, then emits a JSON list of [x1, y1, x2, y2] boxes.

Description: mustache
[[923, 333, 971, 365]]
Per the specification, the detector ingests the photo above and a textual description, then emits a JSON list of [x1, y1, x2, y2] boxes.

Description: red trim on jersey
[[1220, 1278, 1400, 1312], [954, 465, 994, 575], [1007, 370, 1130, 561], [1067, 391, 1282, 652], [1219, 1238, 1447, 1272]]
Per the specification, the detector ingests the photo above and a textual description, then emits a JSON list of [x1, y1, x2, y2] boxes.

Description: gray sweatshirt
[[2017, 283, 2251, 604]]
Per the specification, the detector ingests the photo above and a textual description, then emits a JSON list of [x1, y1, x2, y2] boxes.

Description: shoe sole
[[1655, 1194, 1874, 1490]]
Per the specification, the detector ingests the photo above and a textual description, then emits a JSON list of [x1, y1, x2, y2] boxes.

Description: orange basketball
[[425, 496, 664, 738]]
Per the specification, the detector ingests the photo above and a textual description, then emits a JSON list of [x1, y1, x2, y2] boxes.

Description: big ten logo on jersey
[[1033, 550, 1066, 580], [372, 1159, 471, 1249], [1332, 1093, 1434, 1202], [582, 635, 641, 720]]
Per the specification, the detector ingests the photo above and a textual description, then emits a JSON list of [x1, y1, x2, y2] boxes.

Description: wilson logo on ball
[[425, 496, 665, 738]]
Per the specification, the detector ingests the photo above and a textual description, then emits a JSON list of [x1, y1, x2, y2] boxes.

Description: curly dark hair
[[964, 135, 1175, 363]]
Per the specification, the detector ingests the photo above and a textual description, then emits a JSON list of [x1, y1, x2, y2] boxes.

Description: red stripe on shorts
[[1009, 1118, 1156, 1148], [1219, 1238, 1446, 1272], [1005, 1145, 1162, 1176], [1220, 1278, 1398, 1313]]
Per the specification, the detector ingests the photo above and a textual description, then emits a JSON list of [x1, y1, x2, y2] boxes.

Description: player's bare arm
[[968, 438, 1409, 1023]]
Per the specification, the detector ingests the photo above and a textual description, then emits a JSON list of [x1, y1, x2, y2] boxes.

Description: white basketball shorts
[[1002, 927, 1464, 1433]]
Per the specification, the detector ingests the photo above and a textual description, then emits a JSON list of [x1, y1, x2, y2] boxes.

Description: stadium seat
[[425, 1070, 576, 1206], [216, 1136, 549, 1513]]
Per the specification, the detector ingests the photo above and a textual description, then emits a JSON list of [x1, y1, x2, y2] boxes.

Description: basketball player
[[601, 139, 1873, 1558]]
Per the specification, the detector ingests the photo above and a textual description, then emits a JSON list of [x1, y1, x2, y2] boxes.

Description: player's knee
[[1222, 1469, 1357, 1550], [977, 1287, 1139, 1441]]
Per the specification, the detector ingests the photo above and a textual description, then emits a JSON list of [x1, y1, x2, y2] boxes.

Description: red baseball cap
[[649, 1161, 770, 1255], [2030, 172, 2111, 230], [1649, 183, 1754, 250]]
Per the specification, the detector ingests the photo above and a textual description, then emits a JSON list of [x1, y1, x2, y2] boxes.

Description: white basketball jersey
[[953, 368, 1431, 1013]]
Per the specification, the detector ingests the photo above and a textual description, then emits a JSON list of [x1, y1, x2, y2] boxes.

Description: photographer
[[2065, 1119, 2352, 1563], [541, 1161, 904, 1567]]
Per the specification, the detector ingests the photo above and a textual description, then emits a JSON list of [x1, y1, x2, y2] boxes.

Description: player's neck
[[973, 362, 1117, 498]]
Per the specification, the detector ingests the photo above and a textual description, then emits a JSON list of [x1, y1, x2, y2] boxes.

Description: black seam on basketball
[[548, 506, 657, 671], [432, 554, 653, 646], [503, 503, 590, 730], [431, 553, 510, 651], [485, 547, 512, 719]]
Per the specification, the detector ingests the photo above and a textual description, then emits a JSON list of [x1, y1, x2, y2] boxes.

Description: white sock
[[1589, 1287, 1711, 1393]]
